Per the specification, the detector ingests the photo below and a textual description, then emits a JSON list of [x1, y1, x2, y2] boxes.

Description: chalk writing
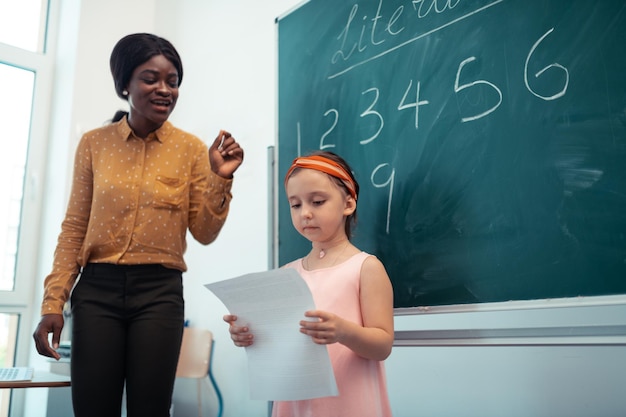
[[329, 0, 503, 79], [524, 28, 569, 100], [454, 56, 502, 122], [296, 27, 568, 233]]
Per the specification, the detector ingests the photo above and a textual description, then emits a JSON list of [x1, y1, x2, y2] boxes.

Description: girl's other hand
[[299, 310, 346, 345], [223, 314, 254, 347]]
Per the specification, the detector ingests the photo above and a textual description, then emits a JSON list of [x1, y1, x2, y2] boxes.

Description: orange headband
[[284, 155, 357, 200]]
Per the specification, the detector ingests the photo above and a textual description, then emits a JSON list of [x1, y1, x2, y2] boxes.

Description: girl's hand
[[223, 314, 254, 347], [209, 130, 244, 179], [299, 310, 347, 345]]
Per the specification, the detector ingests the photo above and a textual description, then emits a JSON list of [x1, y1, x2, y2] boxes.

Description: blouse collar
[[116, 115, 173, 143]]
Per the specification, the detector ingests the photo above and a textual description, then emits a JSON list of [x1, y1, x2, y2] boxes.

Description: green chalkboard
[[276, 0, 626, 308]]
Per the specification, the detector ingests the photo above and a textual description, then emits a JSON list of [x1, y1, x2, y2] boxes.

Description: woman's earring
[[122, 90, 128, 96]]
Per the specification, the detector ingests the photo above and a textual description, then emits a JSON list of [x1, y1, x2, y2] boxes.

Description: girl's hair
[[109, 33, 183, 122], [287, 150, 360, 239]]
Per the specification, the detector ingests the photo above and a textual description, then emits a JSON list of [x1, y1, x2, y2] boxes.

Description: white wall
[[28, 1, 626, 417]]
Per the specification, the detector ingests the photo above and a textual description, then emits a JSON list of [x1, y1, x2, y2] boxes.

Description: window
[[0, 0, 47, 53], [0, 0, 53, 415], [0, 64, 34, 292]]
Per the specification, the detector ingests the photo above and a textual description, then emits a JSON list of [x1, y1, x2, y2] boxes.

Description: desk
[[0, 371, 70, 389]]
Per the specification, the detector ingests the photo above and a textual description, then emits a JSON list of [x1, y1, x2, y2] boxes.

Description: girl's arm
[[300, 256, 394, 361]]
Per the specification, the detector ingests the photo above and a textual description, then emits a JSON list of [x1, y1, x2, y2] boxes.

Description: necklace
[[316, 240, 347, 259], [305, 241, 349, 270]]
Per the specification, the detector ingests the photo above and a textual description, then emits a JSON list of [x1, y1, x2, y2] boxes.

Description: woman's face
[[126, 54, 179, 137]]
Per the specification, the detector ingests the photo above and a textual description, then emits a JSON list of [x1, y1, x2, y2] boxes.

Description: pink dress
[[272, 251, 392, 417]]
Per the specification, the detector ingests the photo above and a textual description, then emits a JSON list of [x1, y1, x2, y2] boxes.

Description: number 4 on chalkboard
[[398, 80, 430, 129]]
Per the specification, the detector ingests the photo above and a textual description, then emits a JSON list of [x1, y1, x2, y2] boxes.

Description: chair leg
[[208, 370, 223, 417], [208, 341, 224, 417], [197, 379, 202, 417]]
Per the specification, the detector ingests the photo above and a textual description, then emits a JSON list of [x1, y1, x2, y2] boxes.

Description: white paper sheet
[[205, 268, 338, 401]]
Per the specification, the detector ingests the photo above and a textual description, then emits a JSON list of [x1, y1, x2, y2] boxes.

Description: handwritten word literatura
[[330, 0, 502, 79]]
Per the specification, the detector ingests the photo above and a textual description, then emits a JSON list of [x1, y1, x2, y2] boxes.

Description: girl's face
[[286, 169, 356, 245], [126, 54, 179, 137]]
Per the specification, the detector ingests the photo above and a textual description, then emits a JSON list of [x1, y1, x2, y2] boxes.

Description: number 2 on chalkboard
[[320, 109, 338, 150]]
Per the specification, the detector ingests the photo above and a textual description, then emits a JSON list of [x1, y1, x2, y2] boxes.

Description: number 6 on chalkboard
[[524, 28, 569, 101]]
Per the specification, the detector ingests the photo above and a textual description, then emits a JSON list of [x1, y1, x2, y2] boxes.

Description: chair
[[176, 327, 223, 417]]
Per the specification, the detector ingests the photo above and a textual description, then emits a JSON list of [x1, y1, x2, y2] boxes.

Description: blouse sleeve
[[40, 136, 93, 315], [187, 143, 233, 245]]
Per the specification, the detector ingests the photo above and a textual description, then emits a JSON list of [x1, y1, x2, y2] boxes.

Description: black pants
[[70, 263, 185, 417]]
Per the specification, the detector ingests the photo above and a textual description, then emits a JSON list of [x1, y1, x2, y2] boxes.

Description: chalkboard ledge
[[393, 295, 626, 346]]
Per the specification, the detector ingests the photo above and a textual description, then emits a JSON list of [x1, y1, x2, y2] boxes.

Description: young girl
[[224, 151, 394, 417]]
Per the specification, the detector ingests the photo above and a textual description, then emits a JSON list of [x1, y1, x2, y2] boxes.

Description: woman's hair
[[288, 150, 360, 239], [109, 33, 183, 122]]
